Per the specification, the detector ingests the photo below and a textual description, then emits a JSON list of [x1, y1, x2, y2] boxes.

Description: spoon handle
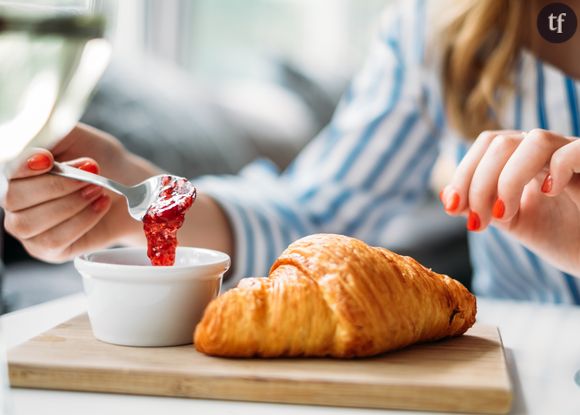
[[50, 161, 130, 197]]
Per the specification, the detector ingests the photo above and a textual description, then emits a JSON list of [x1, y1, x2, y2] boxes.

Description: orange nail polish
[[91, 195, 109, 213], [444, 191, 460, 211], [78, 161, 99, 175], [439, 190, 444, 203], [492, 198, 505, 219], [27, 154, 51, 171], [467, 211, 481, 231], [541, 174, 552, 193], [81, 185, 103, 200]]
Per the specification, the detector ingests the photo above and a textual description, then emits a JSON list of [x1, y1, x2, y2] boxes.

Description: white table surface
[[1, 294, 580, 415]]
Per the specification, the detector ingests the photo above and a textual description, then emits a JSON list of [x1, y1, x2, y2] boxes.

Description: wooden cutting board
[[8, 314, 512, 414]]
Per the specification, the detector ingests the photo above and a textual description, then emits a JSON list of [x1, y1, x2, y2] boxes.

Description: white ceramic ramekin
[[74, 247, 230, 347]]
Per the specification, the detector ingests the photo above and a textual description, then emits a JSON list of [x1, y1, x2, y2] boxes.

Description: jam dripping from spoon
[[143, 176, 196, 266]]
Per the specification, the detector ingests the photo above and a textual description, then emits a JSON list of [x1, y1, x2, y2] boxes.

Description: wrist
[[108, 193, 234, 255], [110, 148, 163, 186], [127, 153, 163, 184], [177, 193, 234, 256]]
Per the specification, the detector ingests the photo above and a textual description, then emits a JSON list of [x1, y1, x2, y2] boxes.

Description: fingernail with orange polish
[[444, 191, 460, 212], [82, 185, 103, 200], [467, 211, 481, 231], [492, 198, 505, 219], [541, 174, 553, 193], [92, 195, 109, 213], [439, 190, 444, 203], [78, 161, 99, 175], [27, 154, 51, 171]]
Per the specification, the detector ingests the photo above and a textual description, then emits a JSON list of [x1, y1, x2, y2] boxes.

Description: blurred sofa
[[80, 56, 342, 178], [1, 55, 471, 313]]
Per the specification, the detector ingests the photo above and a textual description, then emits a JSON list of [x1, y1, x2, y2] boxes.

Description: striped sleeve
[[196, 0, 444, 288]]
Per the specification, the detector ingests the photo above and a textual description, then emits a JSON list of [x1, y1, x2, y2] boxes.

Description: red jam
[[143, 176, 196, 266]]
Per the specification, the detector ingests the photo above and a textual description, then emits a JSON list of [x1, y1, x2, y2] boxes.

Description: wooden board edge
[[493, 326, 514, 412], [9, 363, 513, 414]]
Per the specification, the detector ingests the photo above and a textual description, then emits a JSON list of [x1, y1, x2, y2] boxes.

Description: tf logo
[[537, 2, 578, 43]]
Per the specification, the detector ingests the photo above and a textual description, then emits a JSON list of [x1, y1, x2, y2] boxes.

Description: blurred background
[[9, 0, 389, 177], [1, 0, 470, 313]]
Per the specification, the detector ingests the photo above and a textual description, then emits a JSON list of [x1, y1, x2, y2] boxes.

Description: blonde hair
[[439, 0, 525, 139]]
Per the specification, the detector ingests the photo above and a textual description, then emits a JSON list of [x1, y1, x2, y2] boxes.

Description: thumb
[[8, 148, 54, 179]]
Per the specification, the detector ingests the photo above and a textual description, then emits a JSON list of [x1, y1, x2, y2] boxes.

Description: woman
[[3, 0, 580, 302]]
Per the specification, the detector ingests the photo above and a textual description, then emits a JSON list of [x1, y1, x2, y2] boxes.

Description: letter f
[[557, 13, 567, 33]]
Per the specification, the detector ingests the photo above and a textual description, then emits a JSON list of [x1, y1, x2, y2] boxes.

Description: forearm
[[111, 148, 233, 255], [116, 151, 163, 185], [117, 193, 234, 258], [178, 194, 234, 256]]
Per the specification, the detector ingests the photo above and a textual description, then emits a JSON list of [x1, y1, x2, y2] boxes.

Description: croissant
[[194, 234, 476, 358]]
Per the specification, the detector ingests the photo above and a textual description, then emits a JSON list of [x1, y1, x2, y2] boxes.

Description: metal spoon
[[50, 161, 189, 221]]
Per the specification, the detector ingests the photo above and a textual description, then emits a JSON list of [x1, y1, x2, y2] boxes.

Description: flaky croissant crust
[[194, 234, 476, 358]]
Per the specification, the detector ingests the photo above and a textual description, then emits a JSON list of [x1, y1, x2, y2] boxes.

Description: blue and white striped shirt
[[197, 0, 580, 304]]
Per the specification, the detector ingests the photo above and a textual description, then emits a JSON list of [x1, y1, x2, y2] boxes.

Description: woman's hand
[[2, 124, 161, 263], [441, 129, 580, 277]]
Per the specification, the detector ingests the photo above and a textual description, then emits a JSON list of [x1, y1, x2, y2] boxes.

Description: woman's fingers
[[442, 130, 522, 215], [496, 129, 571, 222], [4, 185, 104, 240], [467, 133, 523, 230], [443, 128, 576, 231], [21, 194, 112, 263], [544, 138, 580, 198], [4, 152, 107, 262], [9, 148, 54, 179], [4, 157, 100, 212]]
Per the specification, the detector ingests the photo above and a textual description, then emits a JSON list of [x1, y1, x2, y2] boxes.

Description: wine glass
[[0, 1, 111, 412], [0, 0, 112, 174]]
